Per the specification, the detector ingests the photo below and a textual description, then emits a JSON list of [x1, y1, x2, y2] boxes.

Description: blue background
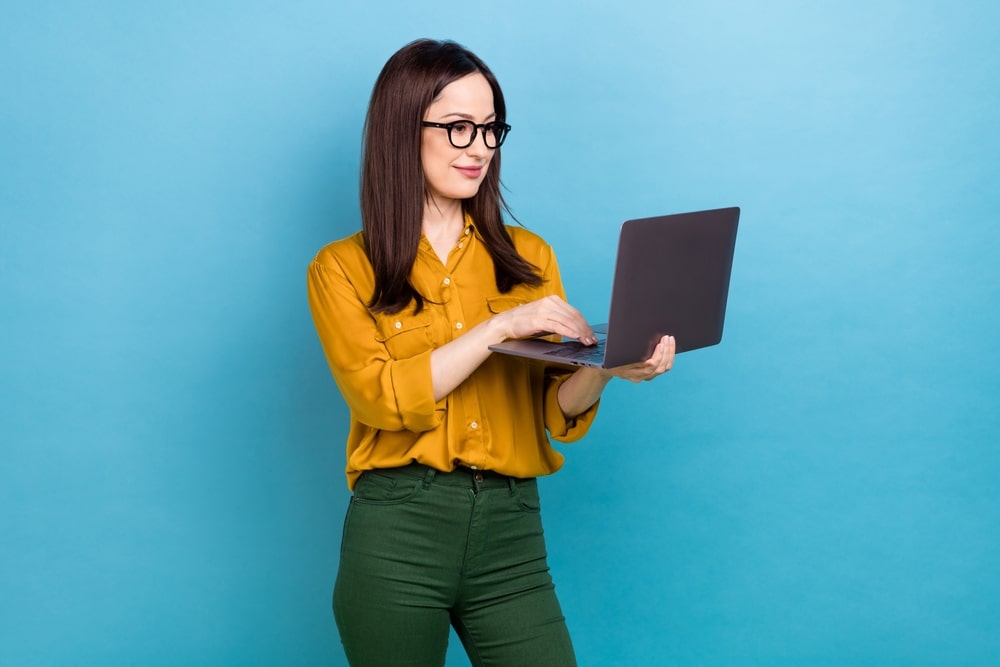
[[3, 1, 998, 665]]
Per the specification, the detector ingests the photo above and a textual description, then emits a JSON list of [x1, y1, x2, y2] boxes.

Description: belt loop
[[421, 466, 436, 489], [507, 476, 517, 495]]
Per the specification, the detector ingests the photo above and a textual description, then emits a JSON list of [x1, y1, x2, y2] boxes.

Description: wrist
[[576, 365, 614, 385], [483, 312, 511, 345]]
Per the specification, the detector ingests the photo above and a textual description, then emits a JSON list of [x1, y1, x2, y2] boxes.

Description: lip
[[454, 165, 484, 178]]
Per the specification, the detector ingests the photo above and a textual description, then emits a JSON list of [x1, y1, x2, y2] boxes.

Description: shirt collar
[[464, 213, 484, 243]]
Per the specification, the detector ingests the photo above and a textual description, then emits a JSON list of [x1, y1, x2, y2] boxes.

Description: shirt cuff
[[543, 371, 599, 442], [389, 349, 441, 432]]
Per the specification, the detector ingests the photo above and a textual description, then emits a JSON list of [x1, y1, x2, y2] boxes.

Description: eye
[[450, 121, 474, 137]]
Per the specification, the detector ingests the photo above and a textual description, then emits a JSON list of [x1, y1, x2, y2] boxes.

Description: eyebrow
[[436, 111, 498, 122]]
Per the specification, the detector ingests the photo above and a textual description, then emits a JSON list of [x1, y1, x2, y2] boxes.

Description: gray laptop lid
[[601, 206, 740, 366], [488, 206, 740, 367]]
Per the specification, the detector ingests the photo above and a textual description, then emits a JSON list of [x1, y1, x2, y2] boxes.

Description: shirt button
[[470, 421, 478, 429], [443, 277, 451, 286], [456, 322, 463, 329], [394, 321, 402, 329], [457, 242, 464, 249]]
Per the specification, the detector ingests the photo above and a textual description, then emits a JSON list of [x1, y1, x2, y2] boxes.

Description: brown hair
[[361, 38, 542, 314]]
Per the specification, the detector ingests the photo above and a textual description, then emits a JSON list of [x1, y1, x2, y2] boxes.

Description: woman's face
[[421, 73, 496, 208]]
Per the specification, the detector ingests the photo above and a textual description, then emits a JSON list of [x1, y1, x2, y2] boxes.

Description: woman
[[307, 38, 675, 666]]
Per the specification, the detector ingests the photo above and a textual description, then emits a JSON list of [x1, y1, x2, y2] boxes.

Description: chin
[[447, 184, 486, 200], [427, 177, 488, 204]]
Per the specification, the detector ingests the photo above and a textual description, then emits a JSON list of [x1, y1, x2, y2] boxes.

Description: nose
[[464, 135, 490, 158]]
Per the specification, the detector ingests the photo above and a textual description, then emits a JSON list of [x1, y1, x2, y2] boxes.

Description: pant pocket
[[352, 470, 423, 505], [514, 479, 542, 513]]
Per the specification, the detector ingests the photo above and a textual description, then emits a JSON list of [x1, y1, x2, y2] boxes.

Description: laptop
[[488, 207, 740, 368]]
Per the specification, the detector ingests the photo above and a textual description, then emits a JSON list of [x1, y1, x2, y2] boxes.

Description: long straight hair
[[361, 39, 542, 314]]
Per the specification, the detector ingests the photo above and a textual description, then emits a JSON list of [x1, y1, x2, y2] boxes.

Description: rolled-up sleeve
[[307, 252, 440, 433], [543, 371, 599, 441], [534, 243, 601, 442]]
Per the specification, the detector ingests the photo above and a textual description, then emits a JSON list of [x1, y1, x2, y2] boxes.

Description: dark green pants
[[333, 464, 577, 667]]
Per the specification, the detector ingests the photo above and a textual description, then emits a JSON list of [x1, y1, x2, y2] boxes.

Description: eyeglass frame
[[420, 120, 512, 149]]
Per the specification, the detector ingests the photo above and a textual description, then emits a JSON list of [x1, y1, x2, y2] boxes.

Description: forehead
[[425, 73, 495, 119]]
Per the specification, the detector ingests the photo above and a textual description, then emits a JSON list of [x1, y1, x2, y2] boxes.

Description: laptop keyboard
[[544, 340, 606, 363]]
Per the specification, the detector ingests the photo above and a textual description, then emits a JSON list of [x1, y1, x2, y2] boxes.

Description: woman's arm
[[556, 335, 676, 418], [309, 255, 441, 432], [430, 295, 597, 401], [433, 314, 676, 416]]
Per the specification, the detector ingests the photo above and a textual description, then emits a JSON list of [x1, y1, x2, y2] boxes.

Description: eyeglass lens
[[449, 121, 508, 148]]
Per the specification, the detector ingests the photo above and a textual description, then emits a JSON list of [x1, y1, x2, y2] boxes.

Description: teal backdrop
[[3, 1, 998, 665]]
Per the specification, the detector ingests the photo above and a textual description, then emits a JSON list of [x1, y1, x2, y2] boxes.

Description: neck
[[422, 197, 466, 264], [422, 195, 464, 232]]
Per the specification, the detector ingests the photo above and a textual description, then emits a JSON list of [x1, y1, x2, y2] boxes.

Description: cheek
[[419, 146, 434, 175], [422, 144, 454, 175]]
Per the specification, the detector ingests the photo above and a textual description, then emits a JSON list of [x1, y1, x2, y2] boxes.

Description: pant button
[[474, 472, 484, 483]]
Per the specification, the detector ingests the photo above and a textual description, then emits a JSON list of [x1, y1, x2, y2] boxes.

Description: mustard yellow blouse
[[307, 219, 599, 489]]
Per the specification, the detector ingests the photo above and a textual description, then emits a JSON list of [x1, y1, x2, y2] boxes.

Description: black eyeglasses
[[421, 120, 511, 149]]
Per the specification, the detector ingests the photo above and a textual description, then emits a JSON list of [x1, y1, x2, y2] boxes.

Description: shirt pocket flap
[[373, 312, 432, 343], [486, 296, 527, 314]]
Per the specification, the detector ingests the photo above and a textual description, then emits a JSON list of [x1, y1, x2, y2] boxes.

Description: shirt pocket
[[374, 310, 434, 359], [486, 296, 527, 315]]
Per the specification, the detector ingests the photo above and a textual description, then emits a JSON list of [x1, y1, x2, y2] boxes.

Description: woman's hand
[[556, 335, 676, 417], [431, 296, 594, 402], [494, 296, 598, 345], [601, 335, 676, 383]]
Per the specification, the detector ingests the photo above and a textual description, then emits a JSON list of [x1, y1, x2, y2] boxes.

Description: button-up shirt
[[307, 219, 599, 489]]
